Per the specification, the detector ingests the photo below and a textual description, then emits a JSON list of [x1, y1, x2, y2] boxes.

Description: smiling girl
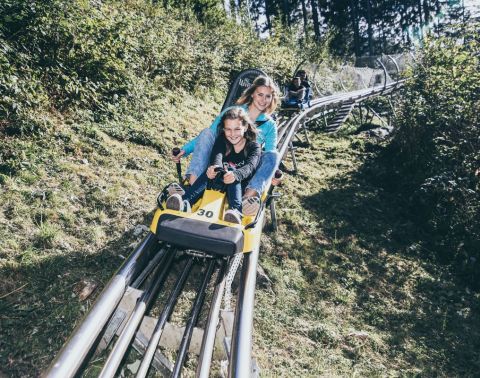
[[166, 108, 260, 224], [171, 76, 280, 216]]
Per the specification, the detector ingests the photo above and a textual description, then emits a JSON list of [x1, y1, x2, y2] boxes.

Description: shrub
[[0, 0, 297, 114], [389, 27, 480, 284]]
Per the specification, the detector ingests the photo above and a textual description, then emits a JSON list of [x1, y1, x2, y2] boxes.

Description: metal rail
[[46, 233, 160, 378], [172, 259, 216, 377], [99, 251, 176, 378], [196, 259, 228, 377]]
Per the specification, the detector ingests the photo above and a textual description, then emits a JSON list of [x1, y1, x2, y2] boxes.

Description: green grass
[[255, 131, 480, 376], [1, 97, 479, 377], [0, 90, 218, 377]]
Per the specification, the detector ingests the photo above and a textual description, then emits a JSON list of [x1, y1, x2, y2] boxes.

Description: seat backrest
[[305, 87, 312, 101], [221, 68, 267, 111]]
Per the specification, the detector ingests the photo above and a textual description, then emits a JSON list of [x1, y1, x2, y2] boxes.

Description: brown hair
[[218, 107, 258, 155], [236, 76, 279, 114]]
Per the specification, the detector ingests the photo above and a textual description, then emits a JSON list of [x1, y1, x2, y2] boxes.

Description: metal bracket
[[299, 117, 311, 145], [264, 192, 281, 232], [288, 141, 298, 173], [95, 287, 144, 354], [132, 328, 173, 375]]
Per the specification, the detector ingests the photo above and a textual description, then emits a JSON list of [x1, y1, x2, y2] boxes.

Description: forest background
[[0, 0, 479, 376]]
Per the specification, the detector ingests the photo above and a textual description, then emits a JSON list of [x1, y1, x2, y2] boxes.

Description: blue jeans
[[246, 150, 279, 196], [186, 128, 279, 196], [183, 171, 242, 212], [186, 128, 216, 178]]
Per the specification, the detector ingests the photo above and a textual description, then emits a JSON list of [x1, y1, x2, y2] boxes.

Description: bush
[[389, 27, 480, 284], [0, 0, 296, 115]]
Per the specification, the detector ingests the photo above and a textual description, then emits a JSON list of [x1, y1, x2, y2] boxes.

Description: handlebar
[[172, 147, 182, 183], [206, 164, 231, 191]]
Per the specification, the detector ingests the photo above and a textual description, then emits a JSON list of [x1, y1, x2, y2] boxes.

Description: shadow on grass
[[0, 210, 162, 377], [299, 158, 480, 375], [1, 199, 221, 377]]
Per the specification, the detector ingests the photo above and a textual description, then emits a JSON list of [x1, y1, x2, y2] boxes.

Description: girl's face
[[251, 85, 273, 113], [223, 119, 247, 146]]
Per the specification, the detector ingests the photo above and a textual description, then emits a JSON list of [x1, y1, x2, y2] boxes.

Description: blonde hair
[[236, 76, 279, 114]]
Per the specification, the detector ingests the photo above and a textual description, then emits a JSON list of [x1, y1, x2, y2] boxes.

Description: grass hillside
[[1, 96, 479, 376], [0, 90, 219, 375], [255, 128, 480, 376]]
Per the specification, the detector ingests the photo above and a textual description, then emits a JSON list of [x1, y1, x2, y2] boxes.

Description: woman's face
[[223, 118, 247, 146], [251, 85, 273, 113]]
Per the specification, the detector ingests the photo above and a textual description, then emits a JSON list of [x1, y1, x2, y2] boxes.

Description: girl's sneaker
[[167, 182, 185, 196], [242, 196, 260, 216], [223, 209, 242, 224], [166, 194, 191, 212]]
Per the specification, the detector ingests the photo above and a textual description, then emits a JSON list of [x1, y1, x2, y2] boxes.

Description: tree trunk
[[233, 0, 240, 24], [381, 19, 386, 53], [224, 0, 231, 17], [367, 0, 374, 55], [423, 0, 430, 24], [310, 0, 321, 41], [282, 0, 290, 27], [265, 0, 273, 32], [300, 0, 308, 39], [417, 0, 424, 38], [350, 0, 360, 56]]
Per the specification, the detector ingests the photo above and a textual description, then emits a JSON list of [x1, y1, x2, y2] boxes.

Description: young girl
[[166, 108, 260, 224], [170, 76, 280, 216]]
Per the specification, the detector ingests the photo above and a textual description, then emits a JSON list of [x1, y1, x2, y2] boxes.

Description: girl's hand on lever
[[223, 171, 235, 184], [207, 165, 218, 179]]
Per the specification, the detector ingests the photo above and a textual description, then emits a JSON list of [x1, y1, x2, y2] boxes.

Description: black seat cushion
[[155, 213, 244, 257]]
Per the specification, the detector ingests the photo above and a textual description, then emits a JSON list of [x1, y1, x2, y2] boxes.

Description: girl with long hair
[[166, 108, 260, 224]]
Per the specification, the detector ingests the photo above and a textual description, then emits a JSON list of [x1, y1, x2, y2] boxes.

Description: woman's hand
[[206, 165, 218, 179], [271, 176, 282, 186], [223, 171, 236, 184], [171, 149, 185, 163], [272, 169, 283, 186]]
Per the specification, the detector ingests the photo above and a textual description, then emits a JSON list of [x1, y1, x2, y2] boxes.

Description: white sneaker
[[166, 194, 191, 213], [166, 194, 183, 210], [224, 209, 242, 224], [167, 182, 185, 196], [242, 196, 260, 216]]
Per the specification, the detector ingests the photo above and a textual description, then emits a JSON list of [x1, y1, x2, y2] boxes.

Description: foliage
[[387, 27, 480, 283], [160, 0, 226, 26], [0, 0, 296, 138], [242, 0, 476, 55]]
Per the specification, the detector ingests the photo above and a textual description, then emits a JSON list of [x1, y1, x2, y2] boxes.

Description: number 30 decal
[[197, 209, 213, 218]]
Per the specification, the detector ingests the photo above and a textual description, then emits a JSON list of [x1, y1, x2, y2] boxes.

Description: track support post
[[266, 192, 281, 232], [288, 141, 298, 174], [301, 118, 310, 146]]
